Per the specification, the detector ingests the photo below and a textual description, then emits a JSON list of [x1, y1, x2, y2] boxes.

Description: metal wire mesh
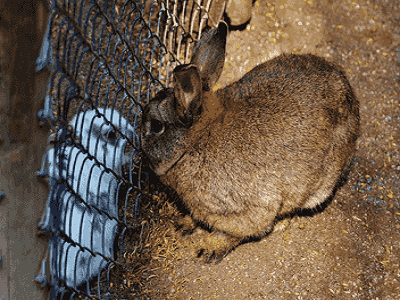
[[36, 0, 223, 298]]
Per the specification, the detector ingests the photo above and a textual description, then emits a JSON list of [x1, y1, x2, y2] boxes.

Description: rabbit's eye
[[149, 119, 164, 134]]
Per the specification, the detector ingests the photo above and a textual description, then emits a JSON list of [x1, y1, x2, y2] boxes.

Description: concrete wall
[[0, 1, 50, 299]]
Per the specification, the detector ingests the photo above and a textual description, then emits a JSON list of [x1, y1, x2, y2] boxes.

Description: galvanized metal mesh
[[36, 0, 223, 298]]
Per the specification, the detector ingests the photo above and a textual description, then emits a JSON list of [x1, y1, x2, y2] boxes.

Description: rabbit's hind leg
[[175, 214, 197, 235], [303, 128, 357, 210], [302, 165, 342, 210]]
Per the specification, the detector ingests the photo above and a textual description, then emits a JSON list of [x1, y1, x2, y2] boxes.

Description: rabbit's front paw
[[176, 214, 197, 236], [189, 228, 241, 263]]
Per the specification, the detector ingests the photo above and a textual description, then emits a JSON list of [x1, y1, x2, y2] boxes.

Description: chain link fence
[[35, 0, 225, 298]]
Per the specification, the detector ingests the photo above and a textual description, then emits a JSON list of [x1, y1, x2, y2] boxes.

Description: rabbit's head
[[140, 22, 228, 175]]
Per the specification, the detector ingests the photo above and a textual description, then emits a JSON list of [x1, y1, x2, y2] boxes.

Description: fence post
[[0, 0, 50, 299]]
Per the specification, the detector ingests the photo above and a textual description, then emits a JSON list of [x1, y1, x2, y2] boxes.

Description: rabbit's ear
[[190, 21, 228, 90], [173, 64, 202, 125]]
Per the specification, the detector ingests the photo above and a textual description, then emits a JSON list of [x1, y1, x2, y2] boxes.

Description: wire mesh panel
[[37, 0, 224, 298]]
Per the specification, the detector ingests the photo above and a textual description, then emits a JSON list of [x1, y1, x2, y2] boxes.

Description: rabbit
[[140, 21, 360, 262]]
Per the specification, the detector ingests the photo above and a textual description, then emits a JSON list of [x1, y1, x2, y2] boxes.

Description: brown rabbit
[[140, 22, 359, 262]]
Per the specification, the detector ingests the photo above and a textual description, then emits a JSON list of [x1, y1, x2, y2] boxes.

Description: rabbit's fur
[[140, 22, 360, 262]]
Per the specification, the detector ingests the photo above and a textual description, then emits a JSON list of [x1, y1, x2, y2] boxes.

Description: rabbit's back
[[218, 54, 359, 167], [220, 54, 357, 121]]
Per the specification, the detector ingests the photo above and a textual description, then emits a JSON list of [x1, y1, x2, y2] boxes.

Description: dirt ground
[[121, 0, 400, 299]]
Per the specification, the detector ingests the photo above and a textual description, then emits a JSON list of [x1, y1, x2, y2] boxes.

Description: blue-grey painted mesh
[[35, 0, 220, 298]]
